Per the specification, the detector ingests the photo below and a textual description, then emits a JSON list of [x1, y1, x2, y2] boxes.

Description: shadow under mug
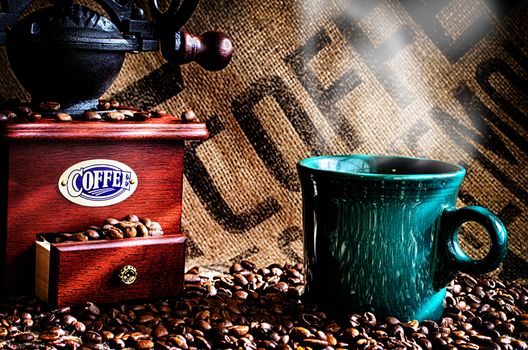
[[297, 155, 508, 321]]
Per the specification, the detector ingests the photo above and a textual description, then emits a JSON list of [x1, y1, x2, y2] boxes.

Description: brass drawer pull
[[118, 265, 138, 285]]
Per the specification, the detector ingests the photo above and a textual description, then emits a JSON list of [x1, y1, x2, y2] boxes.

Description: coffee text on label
[[58, 159, 138, 207]]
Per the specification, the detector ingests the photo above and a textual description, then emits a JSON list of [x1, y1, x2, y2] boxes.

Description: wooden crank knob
[[161, 31, 234, 71]]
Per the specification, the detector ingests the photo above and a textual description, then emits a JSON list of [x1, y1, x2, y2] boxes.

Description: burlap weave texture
[[1, 0, 527, 282]]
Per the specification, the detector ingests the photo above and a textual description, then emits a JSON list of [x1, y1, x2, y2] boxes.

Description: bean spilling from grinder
[[0, 98, 199, 122], [37, 214, 164, 243], [0, 0, 232, 299]]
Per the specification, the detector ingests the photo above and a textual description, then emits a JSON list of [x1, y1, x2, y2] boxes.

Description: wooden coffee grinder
[[0, 0, 233, 299]]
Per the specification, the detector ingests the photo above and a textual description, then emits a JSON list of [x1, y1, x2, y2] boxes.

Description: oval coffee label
[[58, 159, 138, 207]]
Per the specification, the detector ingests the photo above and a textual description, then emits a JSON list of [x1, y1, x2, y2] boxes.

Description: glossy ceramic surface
[[297, 155, 508, 321]]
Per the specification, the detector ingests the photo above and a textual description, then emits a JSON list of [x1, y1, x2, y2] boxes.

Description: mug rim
[[297, 154, 466, 180]]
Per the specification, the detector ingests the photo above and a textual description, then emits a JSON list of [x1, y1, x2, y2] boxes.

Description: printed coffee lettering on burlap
[[285, 29, 363, 150], [184, 114, 282, 234], [232, 75, 330, 192], [386, 122, 432, 156], [1, 0, 526, 281], [113, 63, 184, 110], [334, 10, 416, 107], [399, 0, 513, 63]]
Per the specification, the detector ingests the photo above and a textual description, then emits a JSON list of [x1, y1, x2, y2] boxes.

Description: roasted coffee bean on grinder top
[[0, 99, 197, 123]]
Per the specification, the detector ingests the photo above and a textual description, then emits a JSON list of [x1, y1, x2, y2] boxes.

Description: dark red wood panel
[[48, 235, 186, 307], [1, 119, 207, 294], [4, 140, 185, 293]]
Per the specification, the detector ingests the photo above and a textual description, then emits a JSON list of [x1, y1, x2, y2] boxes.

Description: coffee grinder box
[[0, 117, 207, 294]]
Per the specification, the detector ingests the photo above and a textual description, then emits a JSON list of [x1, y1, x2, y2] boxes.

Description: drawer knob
[[117, 265, 138, 285]]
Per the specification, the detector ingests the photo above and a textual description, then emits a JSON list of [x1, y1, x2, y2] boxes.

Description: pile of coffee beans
[[0, 262, 526, 349], [0, 98, 197, 123], [40, 214, 163, 243]]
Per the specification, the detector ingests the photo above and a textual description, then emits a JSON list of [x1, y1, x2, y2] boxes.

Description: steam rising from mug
[[296, 0, 504, 157]]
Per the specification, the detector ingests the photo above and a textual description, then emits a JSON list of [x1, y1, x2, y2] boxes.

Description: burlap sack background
[[1, 0, 527, 282]]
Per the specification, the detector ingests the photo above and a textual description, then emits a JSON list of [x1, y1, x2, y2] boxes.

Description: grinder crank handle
[[160, 31, 233, 71]]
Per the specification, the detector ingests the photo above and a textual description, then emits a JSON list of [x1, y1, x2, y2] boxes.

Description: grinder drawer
[[36, 234, 186, 307]]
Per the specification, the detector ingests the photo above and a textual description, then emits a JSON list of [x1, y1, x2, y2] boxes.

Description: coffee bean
[[181, 110, 197, 122], [82, 330, 102, 344], [109, 337, 126, 348], [101, 331, 115, 342], [55, 113, 72, 122], [62, 314, 77, 326], [229, 325, 249, 337], [16, 106, 32, 118], [104, 111, 126, 121], [136, 339, 155, 349], [153, 325, 168, 339], [153, 110, 168, 118], [164, 335, 184, 348], [302, 338, 329, 348], [0, 266, 527, 350], [362, 312, 377, 327], [3, 110, 17, 120], [72, 321, 86, 333], [134, 223, 148, 237], [388, 324, 405, 340], [140, 217, 152, 226], [122, 214, 138, 222], [274, 281, 289, 293], [122, 226, 137, 238], [72, 232, 89, 241], [105, 226, 124, 239], [195, 335, 212, 350], [97, 100, 111, 110], [14, 332, 34, 342], [115, 220, 137, 229], [38, 331, 60, 342], [38, 327, 65, 342], [103, 218, 119, 226], [85, 302, 101, 316], [512, 339, 528, 349], [39, 101, 61, 112], [27, 112, 42, 121], [118, 109, 134, 118], [148, 221, 163, 236], [195, 319, 211, 332], [130, 331, 149, 341], [498, 322, 515, 335], [458, 343, 480, 350], [83, 111, 102, 121], [184, 274, 202, 283], [85, 229, 100, 240], [290, 326, 311, 339], [138, 314, 155, 324], [133, 111, 152, 120]]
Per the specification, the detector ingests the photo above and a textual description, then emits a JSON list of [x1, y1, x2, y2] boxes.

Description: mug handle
[[440, 206, 508, 274]]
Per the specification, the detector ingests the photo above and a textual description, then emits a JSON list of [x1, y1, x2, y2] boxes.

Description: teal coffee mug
[[297, 155, 508, 321]]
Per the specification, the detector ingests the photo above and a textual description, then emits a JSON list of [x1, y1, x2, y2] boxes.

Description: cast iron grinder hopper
[[0, 0, 233, 113]]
